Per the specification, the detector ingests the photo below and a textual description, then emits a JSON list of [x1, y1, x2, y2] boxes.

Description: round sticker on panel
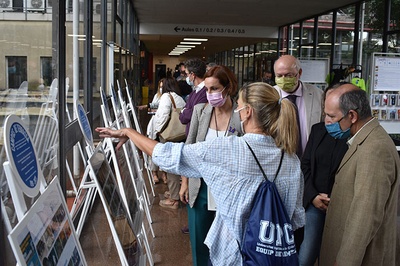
[[75, 101, 93, 147], [3, 115, 40, 197]]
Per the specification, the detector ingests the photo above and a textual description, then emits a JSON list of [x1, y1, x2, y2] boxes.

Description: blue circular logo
[[9, 122, 38, 189]]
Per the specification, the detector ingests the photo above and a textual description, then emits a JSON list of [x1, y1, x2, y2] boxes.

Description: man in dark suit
[[320, 84, 400, 266]]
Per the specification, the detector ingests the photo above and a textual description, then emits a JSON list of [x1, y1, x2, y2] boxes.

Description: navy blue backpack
[[241, 142, 299, 266]]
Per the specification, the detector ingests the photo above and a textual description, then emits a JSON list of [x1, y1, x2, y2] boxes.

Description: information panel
[[8, 178, 87, 266], [372, 54, 400, 91], [299, 58, 329, 83]]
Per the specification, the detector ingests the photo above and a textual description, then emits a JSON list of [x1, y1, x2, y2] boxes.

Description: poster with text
[[8, 178, 87, 266]]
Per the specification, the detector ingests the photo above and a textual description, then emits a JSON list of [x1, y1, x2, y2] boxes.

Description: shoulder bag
[[160, 93, 186, 142]]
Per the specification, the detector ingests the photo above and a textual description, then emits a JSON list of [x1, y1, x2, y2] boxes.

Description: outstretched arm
[[96, 127, 158, 156]]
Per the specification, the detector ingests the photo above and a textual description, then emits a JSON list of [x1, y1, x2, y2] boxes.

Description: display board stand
[[123, 79, 156, 195], [75, 102, 151, 265]]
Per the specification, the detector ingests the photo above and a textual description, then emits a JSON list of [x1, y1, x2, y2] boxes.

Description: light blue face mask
[[325, 115, 351, 139], [186, 76, 194, 87]]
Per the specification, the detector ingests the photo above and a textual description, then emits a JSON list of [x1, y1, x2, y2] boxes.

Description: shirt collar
[[281, 81, 303, 98], [347, 117, 375, 146], [195, 81, 205, 93]]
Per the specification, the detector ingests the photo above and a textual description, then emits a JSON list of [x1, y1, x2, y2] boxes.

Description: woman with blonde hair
[[96, 82, 305, 265]]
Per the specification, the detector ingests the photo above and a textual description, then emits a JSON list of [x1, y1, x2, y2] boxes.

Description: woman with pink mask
[[179, 65, 242, 266]]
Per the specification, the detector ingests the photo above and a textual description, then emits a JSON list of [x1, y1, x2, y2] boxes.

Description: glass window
[[6, 56, 27, 89], [333, 7, 355, 66], [40, 57, 53, 87]]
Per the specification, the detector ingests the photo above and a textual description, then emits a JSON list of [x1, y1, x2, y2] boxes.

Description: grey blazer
[[274, 81, 323, 136], [185, 102, 242, 207]]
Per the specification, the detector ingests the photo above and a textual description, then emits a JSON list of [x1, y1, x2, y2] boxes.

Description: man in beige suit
[[320, 84, 400, 266]]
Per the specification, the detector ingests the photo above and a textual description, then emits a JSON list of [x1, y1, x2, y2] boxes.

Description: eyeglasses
[[275, 72, 298, 78]]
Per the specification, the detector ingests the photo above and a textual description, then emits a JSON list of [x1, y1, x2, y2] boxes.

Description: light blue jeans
[[298, 204, 326, 266]]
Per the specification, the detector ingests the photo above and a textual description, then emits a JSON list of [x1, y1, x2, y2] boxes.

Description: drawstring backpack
[[241, 142, 298, 266]]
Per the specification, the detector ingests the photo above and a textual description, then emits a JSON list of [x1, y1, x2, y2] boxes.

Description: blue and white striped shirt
[[153, 133, 305, 266]]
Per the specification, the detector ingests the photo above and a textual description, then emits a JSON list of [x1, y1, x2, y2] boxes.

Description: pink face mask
[[206, 87, 227, 107]]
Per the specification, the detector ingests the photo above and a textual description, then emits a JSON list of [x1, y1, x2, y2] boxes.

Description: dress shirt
[[153, 133, 305, 266], [347, 117, 375, 146], [194, 80, 205, 93]]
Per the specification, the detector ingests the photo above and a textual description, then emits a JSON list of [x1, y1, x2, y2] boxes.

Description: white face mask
[[186, 76, 194, 87], [159, 87, 162, 93], [234, 105, 248, 133], [240, 119, 246, 134]]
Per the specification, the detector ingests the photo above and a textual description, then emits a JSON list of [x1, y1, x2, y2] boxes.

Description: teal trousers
[[187, 179, 215, 266]]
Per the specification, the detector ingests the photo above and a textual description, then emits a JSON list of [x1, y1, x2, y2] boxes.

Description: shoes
[[181, 225, 189, 234], [159, 199, 179, 209], [164, 191, 171, 199]]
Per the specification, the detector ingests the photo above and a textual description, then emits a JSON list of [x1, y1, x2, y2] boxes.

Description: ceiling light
[[177, 45, 195, 48], [67, 34, 86, 37], [184, 38, 208, 42], [180, 42, 201, 45]]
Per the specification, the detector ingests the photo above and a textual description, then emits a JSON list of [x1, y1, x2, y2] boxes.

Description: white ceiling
[[134, 0, 360, 58]]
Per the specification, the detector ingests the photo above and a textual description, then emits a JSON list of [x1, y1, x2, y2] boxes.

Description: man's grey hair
[[339, 89, 372, 120]]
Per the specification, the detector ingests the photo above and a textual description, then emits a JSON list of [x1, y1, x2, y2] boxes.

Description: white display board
[[372, 53, 400, 92], [298, 58, 329, 83], [369, 53, 400, 140], [8, 178, 87, 266]]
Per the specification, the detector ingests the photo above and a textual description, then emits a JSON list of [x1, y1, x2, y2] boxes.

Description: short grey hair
[[339, 89, 372, 120]]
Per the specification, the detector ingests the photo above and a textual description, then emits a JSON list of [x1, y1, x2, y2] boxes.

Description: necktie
[[286, 94, 302, 158]]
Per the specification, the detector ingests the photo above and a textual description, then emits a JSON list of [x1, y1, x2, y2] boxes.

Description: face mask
[[275, 76, 298, 92], [159, 87, 162, 93], [325, 118, 351, 139], [234, 105, 248, 133], [186, 76, 194, 87], [240, 119, 246, 134], [206, 88, 227, 107]]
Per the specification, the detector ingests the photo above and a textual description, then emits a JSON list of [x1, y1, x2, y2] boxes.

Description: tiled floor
[[76, 172, 193, 266]]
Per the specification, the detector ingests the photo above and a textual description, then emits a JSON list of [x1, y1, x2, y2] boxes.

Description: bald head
[[274, 55, 302, 92], [274, 55, 301, 73]]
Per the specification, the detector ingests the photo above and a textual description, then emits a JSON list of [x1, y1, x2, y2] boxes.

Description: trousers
[[187, 179, 215, 266], [298, 204, 326, 266]]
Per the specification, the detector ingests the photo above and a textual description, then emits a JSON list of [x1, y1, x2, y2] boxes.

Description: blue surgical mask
[[325, 116, 351, 139], [186, 76, 194, 87]]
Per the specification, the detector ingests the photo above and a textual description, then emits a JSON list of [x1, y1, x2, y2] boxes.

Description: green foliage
[[365, 0, 400, 32]]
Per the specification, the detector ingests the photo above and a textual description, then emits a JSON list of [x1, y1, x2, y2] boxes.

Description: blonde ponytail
[[272, 98, 298, 155], [239, 82, 298, 155]]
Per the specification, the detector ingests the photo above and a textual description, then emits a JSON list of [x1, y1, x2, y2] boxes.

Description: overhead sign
[[140, 23, 278, 38]]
